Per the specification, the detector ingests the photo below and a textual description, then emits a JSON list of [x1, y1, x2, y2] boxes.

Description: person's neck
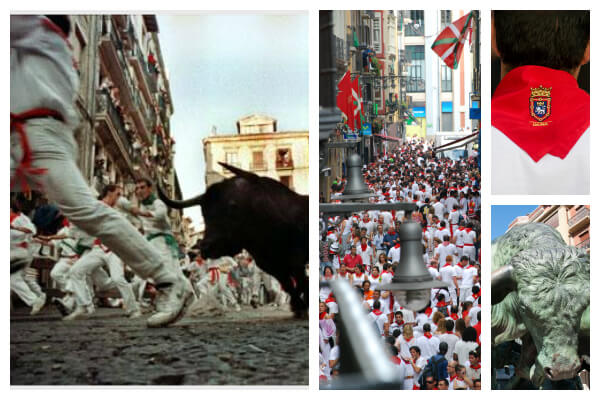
[[501, 62, 580, 80]]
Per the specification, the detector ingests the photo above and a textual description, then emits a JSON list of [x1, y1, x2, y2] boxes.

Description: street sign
[[469, 107, 481, 120], [361, 122, 372, 136]]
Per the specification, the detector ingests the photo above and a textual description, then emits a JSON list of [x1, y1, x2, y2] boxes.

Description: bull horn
[[491, 264, 516, 305], [218, 162, 259, 181], [157, 183, 204, 210]]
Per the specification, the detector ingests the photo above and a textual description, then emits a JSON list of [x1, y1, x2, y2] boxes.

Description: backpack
[[418, 354, 444, 387]]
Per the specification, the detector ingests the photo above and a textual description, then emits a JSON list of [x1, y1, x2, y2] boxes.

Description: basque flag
[[431, 11, 473, 69]]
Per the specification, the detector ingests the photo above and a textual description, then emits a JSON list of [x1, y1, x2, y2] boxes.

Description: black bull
[[158, 162, 308, 315]]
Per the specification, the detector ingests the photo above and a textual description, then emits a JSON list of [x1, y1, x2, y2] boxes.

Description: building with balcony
[[67, 15, 183, 231], [507, 205, 590, 252], [203, 114, 309, 195]]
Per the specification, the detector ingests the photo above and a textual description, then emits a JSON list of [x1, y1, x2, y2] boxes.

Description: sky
[[491, 205, 538, 241], [157, 13, 309, 228]]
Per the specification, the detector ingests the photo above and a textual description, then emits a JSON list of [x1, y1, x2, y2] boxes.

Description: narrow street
[[11, 305, 308, 385]]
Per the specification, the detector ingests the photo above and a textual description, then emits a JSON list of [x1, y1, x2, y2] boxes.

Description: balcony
[[576, 238, 590, 250], [129, 43, 158, 104], [276, 159, 294, 170], [568, 206, 590, 232], [94, 90, 135, 173]]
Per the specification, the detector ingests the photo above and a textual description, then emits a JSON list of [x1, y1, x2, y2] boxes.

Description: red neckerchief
[[462, 310, 469, 319], [470, 363, 481, 370], [363, 217, 370, 223], [319, 311, 327, 320], [492, 65, 589, 162], [424, 307, 433, 317], [10, 211, 19, 224], [450, 374, 457, 381], [472, 292, 480, 300], [436, 301, 447, 308], [371, 272, 380, 279], [388, 230, 396, 235], [391, 356, 402, 365], [62, 218, 70, 227], [338, 270, 347, 278], [361, 243, 368, 252], [442, 263, 452, 268], [424, 332, 432, 339], [394, 243, 401, 249], [466, 228, 473, 233], [372, 309, 383, 316], [355, 272, 363, 278], [451, 313, 459, 320], [325, 293, 336, 303]]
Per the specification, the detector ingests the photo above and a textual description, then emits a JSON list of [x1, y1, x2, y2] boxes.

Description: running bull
[[491, 223, 590, 387], [158, 162, 308, 315]]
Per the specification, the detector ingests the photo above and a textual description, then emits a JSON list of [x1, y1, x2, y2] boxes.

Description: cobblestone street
[[11, 305, 308, 385]]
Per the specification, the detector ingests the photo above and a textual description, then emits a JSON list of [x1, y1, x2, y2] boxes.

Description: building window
[[280, 175, 293, 190], [441, 10, 452, 28], [276, 148, 293, 169], [405, 10, 424, 36], [225, 152, 239, 168], [442, 65, 452, 92], [251, 150, 266, 170], [372, 15, 381, 53], [406, 45, 425, 92]]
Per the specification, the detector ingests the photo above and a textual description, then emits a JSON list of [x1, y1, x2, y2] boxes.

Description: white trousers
[[69, 247, 138, 312], [11, 269, 40, 307], [462, 245, 476, 262], [460, 285, 473, 304], [10, 119, 176, 285], [50, 256, 76, 291]]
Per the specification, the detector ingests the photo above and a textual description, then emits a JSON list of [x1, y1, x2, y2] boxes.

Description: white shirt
[[492, 126, 590, 194], [387, 245, 401, 264], [415, 334, 441, 360], [439, 264, 458, 289], [460, 265, 478, 288]]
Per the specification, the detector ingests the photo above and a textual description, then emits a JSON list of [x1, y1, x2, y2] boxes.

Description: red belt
[[10, 108, 64, 194], [17, 242, 28, 249], [464, 243, 474, 246], [457, 245, 463, 248]]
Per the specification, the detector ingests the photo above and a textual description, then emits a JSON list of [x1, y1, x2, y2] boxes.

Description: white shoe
[[63, 305, 94, 321], [128, 309, 143, 319], [146, 277, 194, 328], [30, 293, 47, 315]]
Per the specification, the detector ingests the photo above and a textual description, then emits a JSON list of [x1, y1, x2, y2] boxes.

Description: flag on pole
[[336, 71, 355, 131], [431, 11, 473, 69], [351, 77, 363, 129]]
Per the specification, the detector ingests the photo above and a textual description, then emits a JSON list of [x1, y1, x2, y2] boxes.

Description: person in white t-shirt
[[439, 255, 460, 306], [458, 257, 478, 303]]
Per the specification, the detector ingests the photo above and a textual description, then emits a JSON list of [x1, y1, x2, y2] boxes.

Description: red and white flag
[[431, 11, 473, 69], [336, 70, 355, 131]]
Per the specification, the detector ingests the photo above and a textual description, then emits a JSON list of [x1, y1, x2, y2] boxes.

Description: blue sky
[[157, 13, 308, 228], [491, 205, 538, 240]]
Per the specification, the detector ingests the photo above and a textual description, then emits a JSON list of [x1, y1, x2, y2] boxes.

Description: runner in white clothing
[[10, 15, 192, 328]]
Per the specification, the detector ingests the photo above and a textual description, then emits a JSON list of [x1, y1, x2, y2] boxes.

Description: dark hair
[[494, 11, 590, 71], [372, 300, 381, 310], [409, 345, 421, 355], [136, 177, 153, 187], [323, 266, 334, 276], [462, 327, 478, 343], [445, 319, 455, 332], [392, 329, 402, 338], [460, 255, 469, 262], [45, 15, 71, 36], [98, 184, 119, 200], [423, 323, 431, 332], [472, 285, 480, 294], [389, 343, 399, 356]]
